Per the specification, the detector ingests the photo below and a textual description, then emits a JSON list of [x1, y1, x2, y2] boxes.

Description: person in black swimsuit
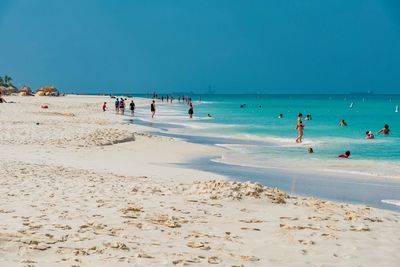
[[151, 100, 156, 118], [130, 100, 135, 116], [188, 102, 194, 119]]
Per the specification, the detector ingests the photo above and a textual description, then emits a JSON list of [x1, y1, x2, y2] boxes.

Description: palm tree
[[4, 75, 12, 86]]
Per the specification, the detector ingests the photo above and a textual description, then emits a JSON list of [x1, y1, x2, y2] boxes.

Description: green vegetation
[[0, 75, 14, 87]]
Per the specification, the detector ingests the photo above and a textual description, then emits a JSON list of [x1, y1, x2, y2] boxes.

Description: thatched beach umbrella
[[36, 85, 58, 96], [35, 90, 46, 96], [0, 86, 17, 95], [19, 85, 32, 96]]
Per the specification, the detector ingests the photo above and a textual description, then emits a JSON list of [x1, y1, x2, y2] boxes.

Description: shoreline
[[126, 109, 400, 212], [129, 100, 400, 181], [1, 94, 399, 266]]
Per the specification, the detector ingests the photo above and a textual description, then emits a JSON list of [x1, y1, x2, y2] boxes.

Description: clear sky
[[0, 0, 399, 94]]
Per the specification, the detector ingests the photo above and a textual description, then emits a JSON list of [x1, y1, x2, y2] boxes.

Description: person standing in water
[[130, 100, 135, 116], [151, 100, 156, 118], [339, 119, 347, 126], [295, 113, 304, 143], [378, 124, 390, 135], [115, 98, 120, 113], [188, 102, 194, 119]]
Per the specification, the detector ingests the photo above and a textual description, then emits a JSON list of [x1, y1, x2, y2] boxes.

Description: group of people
[[102, 98, 136, 116], [149, 99, 194, 119], [104, 97, 194, 119], [296, 113, 392, 159]]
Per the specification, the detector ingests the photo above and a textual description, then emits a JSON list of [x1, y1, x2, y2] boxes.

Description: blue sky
[[0, 0, 399, 94]]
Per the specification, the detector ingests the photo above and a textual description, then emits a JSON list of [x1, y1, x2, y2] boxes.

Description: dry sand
[[0, 95, 399, 267]]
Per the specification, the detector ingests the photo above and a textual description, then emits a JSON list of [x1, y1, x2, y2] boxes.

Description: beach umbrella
[[35, 91, 45, 96], [0, 85, 17, 95], [19, 85, 32, 95]]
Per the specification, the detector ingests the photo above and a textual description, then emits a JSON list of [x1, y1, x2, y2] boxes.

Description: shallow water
[[128, 94, 400, 210]]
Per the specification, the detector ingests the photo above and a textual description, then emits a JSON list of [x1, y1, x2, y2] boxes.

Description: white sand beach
[[0, 95, 399, 267]]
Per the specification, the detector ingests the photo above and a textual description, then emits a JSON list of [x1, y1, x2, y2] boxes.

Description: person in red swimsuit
[[338, 151, 351, 158]]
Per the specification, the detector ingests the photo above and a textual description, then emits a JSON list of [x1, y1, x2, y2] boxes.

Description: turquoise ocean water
[[130, 94, 400, 209], [135, 94, 400, 178]]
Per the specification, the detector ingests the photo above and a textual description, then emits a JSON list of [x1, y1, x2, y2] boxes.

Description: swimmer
[[278, 114, 283, 119], [339, 119, 347, 126], [365, 131, 374, 139], [207, 113, 212, 118], [240, 104, 246, 108], [338, 150, 351, 158], [308, 147, 314, 154], [377, 124, 390, 135]]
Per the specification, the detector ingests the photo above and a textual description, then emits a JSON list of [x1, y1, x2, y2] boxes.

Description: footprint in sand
[[186, 241, 211, 250], [207, 256, 222, 264]]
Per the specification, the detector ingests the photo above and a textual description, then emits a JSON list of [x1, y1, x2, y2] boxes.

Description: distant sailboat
[[396, 105, 399, 113], [349, 102, 354, 109]]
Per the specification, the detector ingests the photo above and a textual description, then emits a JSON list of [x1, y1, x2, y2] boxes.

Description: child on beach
[[151, 100, 156, 118], [295, 113, 304, 143], [338, 151, 351, 158], [102, 102, 107, 112], [378, 124, 390, 135]]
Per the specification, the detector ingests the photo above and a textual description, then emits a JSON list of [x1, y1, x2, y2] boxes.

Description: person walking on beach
[[151, 100, 156, 118], [295, 113, 304, 143], [115, 98, 120, 113], [119, 99, 125, 115], [102, 102, 107, 112], [130, 100, 135, 116], [378, 124, 390, 135], [188, 102, 194, 119]]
